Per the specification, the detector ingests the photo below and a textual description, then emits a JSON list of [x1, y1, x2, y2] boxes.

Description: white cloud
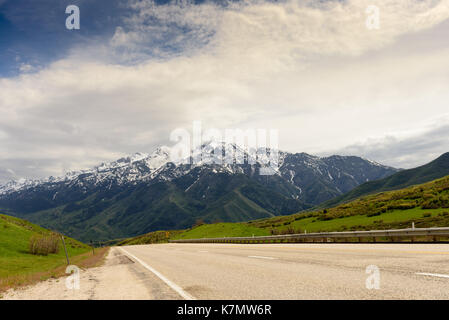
[[324, 116, 449, 169], [1, 0, 449, 182]]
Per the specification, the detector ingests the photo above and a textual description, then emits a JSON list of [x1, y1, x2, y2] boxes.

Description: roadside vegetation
[[0, 214, 109, 293], [171, 222, 271, 240], [117, 230, 183, 246], [249, 175, 449, 233]]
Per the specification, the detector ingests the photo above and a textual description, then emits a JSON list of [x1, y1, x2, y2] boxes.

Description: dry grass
[[0, 247, 110, 293], [29, 234, 60, 256]]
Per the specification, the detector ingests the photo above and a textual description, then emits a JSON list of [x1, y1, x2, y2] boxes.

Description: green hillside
[[119, 175, 449, 243], [323, 152, 449, 208], [0, 213, 100, 292]]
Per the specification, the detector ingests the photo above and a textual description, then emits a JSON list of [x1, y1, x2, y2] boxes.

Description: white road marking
[[198, 250, 209, 253], [248, 255, 277, 260], [119, 247, 196, 300], [416, 272, 449, 279]]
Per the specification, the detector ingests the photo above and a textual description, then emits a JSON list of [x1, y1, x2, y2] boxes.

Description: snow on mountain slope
[[0, 142, 398, 205]]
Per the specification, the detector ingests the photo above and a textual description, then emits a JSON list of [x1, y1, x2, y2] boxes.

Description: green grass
[[171, 223, 270, 240], [0, 214, 90, 280]]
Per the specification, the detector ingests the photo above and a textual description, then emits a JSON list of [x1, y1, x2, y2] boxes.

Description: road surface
[[120, 243, 449, 299], [4, 243, 449, 299]]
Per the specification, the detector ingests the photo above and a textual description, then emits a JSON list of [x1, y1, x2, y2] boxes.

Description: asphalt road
[[120, 243, 449, 300]]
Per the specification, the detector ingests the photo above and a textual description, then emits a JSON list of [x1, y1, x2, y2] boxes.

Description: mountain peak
[[434, 152, 449, 163]]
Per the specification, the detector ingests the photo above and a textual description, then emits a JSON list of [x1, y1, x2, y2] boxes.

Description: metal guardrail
[[169, 227, 449, 243]]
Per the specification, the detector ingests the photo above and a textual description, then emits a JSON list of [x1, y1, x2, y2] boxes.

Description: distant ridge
[[323, 152, 449, 208]]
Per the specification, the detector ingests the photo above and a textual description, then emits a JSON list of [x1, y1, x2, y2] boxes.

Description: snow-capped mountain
[[0, 146, 172, 196], [0, 143, 394, 198], [0, 142, 277, 196], [0, 143, 398, 242]]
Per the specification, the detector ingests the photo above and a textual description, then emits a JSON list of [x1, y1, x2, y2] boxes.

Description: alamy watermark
[[366, 5, 380, 30], [65, 265, 80, 290], [365, 265, 380, 290], [169, 121, 279, 175], [66, 5, 80, 30]]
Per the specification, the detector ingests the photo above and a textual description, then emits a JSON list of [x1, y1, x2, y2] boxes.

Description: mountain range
[[0, 142, 398, 241]]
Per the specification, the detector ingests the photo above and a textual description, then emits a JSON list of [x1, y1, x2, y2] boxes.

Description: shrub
[[367, 212, 381, 217], [272, 226, 302, 235], [283, 226, 295, 234], [386, 203, 416, 210], [29, 234, 60, 256], [421, 200, 440, 209], [317, 215, 332, 221], [422, 213, 432, 218]]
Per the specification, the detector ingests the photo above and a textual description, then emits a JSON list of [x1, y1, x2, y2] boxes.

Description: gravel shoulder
[[2, 247, 179, 300]]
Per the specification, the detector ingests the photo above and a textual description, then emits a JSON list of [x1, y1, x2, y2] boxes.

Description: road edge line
[[416, 272, 449, 279], [248, 255, 277, 260], [118, 247, 196, 300]]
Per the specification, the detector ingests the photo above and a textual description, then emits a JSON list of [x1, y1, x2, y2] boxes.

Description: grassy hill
[[0, 213, 107, 292], [248, 174, 449, 233], [119, 175, 449, 243], [322, 152, 449, 208]]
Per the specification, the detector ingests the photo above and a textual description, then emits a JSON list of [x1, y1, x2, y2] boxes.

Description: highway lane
[[120, 243, 449, 300]]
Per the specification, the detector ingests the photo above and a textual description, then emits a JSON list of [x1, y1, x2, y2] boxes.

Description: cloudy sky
[[0, 0, 449, 183]]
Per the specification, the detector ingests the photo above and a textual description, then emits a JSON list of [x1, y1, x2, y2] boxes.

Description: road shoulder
[[2, 247, 180, 300]]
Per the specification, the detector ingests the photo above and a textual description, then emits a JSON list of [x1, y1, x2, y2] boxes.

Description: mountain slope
[[323, 152, 449, 208], [278, 153, 397, 204]]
